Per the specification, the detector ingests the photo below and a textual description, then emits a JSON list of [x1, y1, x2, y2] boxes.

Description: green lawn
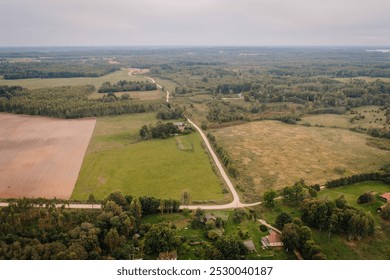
[[72, 113, 225, 201], [318, 181, 390, 215]]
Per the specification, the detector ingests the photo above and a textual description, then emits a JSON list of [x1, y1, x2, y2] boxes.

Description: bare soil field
[[213, 120, 390, 201], [0, 113, 96, 199]]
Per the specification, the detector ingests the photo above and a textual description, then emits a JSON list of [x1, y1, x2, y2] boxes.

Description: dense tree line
[[0, 192, 181, 260], [325, 172, 390, 188], [207, 132, 238, 178], [98, 80, 157, 93], [0, 62, 119, 79], [0, 85, 163, 118]]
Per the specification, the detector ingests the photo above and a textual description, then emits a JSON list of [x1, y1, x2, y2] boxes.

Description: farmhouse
[[379, 193, 390, 203], [261, 229, 283, 248], [173, 122, 186, 132]]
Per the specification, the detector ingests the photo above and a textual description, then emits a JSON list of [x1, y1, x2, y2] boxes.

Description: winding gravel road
[[0, 75, 262, 211]]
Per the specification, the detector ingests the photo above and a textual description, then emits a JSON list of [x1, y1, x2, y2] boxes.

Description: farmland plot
[[0, 113, 96, 199]]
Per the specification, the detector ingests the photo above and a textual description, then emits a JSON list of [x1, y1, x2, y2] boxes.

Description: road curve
[[184, 119, 261, 210]]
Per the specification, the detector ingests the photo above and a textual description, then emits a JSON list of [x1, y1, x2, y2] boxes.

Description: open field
[[299, 106, 389, 131], [72, 113, 225, 202], [318, 181, 390, 216], [0, 113, 96, 199], [0, 70, 147, 91], [213, 120, 390, 201]]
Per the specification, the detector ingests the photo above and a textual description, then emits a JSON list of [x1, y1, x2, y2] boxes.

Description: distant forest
[[0, 61, 119, 79]]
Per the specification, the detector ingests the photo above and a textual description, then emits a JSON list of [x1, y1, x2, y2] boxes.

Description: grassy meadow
[[0, 69, 169, 101], [318, 181, 390, 219], [212, 120, 390, 202], [72, 113, 225, 202], [299, 106, 389, 131]]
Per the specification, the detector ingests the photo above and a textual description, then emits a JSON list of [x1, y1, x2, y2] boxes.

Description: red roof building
[[380, 193, 390, 202]]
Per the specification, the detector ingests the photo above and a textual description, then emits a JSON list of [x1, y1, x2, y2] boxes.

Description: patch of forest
[[0, 193, 181, 260], [98, 80, 157, 93], [0, 85, 163, 118], [0, 61, 119, 79]]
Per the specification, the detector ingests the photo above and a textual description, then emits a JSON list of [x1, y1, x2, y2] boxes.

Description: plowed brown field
[[0, 113, 96, 199]]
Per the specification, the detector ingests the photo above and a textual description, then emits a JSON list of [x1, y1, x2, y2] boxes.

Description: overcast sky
[[1, 0, 389, 46]]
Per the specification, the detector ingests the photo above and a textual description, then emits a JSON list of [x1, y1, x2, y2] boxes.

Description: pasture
[[212, 120, 390, 201], [299, 106, 389, 131], [0, 70, 133, 89], [72, 113, 225, 202], [0, 113, 96, 199], [318, 181, 390, 216]]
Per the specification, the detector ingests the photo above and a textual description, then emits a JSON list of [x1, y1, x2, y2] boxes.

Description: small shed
[[243, 240, 257, 252], [173, 122, 186, 132], [158, 251, 177, 260], [204, 213, 217, 222]]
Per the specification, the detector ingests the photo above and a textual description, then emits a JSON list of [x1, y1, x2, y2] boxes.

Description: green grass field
[[72, 113, 225, 202], [318, 181, 390, 218]]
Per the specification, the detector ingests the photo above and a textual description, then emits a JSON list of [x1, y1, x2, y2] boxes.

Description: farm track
[[0, 75, 260, 210]]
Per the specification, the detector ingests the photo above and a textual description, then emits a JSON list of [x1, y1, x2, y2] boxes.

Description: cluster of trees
[[0, 62, 119, 79], [350, 126, 390, 139], [325, 172, 390, 188], [381, 204, 390, 220], [207, 132, 238, 178], [215, 83, 252, 94], [206, 100, 247, 123], [156, 105, 183, 120], [190, 209, 249, 260], [98, 80, 157, 93], [139, 121, 193, 140], [281, 181, 319, 206], [301, 196, 375, 240], [0, 192, 181, 260], [0, 85, 163, 118], [276, 214, 326, 260]]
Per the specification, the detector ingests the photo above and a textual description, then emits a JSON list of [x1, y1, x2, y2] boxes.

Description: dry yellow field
[[213, 120, 390, 201]]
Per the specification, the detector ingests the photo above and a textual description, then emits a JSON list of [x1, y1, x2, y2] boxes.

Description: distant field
[[213, 120, 390, 201], [299, 106, 389, 130], [72, 113, 225, 202], [0, 70, 147, 91], [0, 113, 95, 199]]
